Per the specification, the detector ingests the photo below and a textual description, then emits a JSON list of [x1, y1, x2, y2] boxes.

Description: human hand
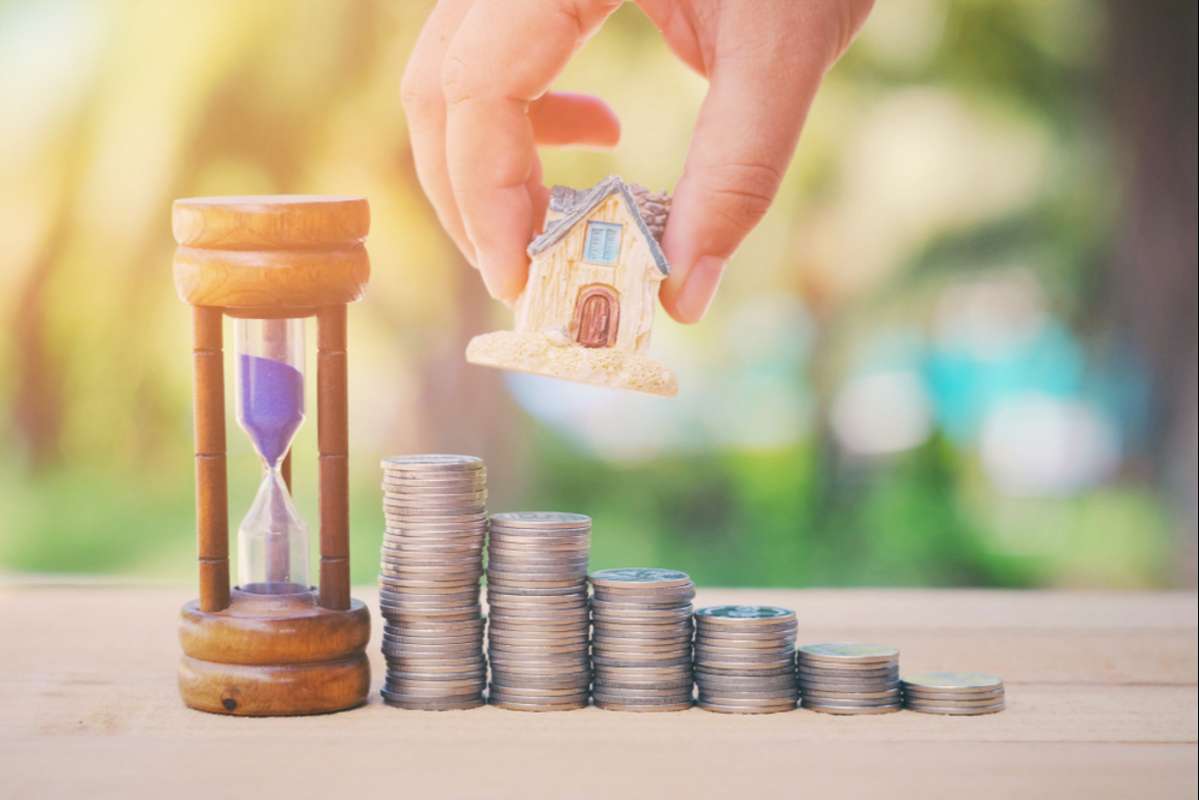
[[402, 0, 873, 322]]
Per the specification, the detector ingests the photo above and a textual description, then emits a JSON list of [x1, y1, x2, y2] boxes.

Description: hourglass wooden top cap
[[173, 195, 369, 249], [172, 195, 370, 313]]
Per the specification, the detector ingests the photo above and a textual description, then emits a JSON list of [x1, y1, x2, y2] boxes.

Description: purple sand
[[239, 354, 304, 465]]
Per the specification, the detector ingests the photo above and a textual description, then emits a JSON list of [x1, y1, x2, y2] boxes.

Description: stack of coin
[[693, 606, 799, 714], [902, 671, 1005, 715], [486, 512, 591, 711], [590, 568, 695, 712], [796, 643, 901, 714], [378, 455, 487, 710]]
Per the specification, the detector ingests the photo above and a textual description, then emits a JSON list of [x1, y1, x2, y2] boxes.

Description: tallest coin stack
[[378, 455, 488, 710]]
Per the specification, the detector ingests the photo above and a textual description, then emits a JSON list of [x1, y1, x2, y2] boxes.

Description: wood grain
[[172, 195, 369, 249], [178, 589, 370, 715], [192, 306, 228, 612], [317, 304, 350, 610], [173, 244, 368, 313], [2, 584, 1194, 798]]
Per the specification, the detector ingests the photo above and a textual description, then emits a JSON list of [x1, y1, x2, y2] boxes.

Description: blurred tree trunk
[[415, 266, 527, 504], [1106, 0, 1198, 585]]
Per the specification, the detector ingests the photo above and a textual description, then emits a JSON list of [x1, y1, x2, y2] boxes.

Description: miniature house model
[[467, 176, 678, 396]]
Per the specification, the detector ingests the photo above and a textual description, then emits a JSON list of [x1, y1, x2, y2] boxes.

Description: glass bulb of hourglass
[[235, 317, 309, 595]]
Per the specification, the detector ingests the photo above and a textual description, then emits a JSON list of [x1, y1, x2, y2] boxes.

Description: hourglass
[[172, 195, 371, 715]]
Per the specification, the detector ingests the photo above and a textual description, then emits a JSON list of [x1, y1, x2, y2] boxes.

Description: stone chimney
[[628, 183, 671, 242]]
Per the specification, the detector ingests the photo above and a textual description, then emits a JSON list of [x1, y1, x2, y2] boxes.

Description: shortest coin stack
[[590, 568, 696, 712], [902, 671, 1005, 715], [486, 512, 592, 711], [797, 643, 902, 715], [693, 606, 799, 714]]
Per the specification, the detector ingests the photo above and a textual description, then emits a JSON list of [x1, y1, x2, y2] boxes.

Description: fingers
[[659, 51, 822, 322], [401, 0, 479, 266], [442, 0, 622, 301], [530, 92, 621, 147], [658, 0, 873, 324]]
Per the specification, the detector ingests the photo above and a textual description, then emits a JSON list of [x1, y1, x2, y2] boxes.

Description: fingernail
[[674, 256, 725, 322]]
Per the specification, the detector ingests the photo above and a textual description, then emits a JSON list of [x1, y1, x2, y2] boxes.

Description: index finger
[[441, 0, 622, 301]]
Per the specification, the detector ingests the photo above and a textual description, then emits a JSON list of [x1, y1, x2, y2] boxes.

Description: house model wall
[[465, 176, 678, 397], [516, 177, 670, 353]]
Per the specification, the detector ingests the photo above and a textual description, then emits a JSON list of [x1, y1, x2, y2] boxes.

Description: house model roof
[[527, 175, 671, 276]]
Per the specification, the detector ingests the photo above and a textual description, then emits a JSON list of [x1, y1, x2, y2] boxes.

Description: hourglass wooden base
[[178, 588, 371, 716]]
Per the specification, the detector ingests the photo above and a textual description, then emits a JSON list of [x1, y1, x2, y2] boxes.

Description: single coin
[[802, 701, 901, 715], [900, 672, 1003, 691], [589, 568, 692, 588], [798, 681, 901, 694], [695, 605, 796, 622], [802, 687, 900, 700], [381, 454, 483, 470], [697, 700, 796, 715], [796, 642, 898, 663], [797, 695, 899, 708], [489, 511, 591, 528], [797, 657, 898, 670], [694, 674, 795, 689], [593, 676, 694, 690], [905, 701, 1006, 715], [592, 690, 694, 705], [594, 700, 693, 713], [903, 688, 1005, 702], [489, 674, 591, 690], [904, 693, 1006, 707], [488, 699, 588, 712]]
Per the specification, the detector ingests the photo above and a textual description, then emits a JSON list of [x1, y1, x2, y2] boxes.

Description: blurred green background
[[1, 0, 1195, 589]]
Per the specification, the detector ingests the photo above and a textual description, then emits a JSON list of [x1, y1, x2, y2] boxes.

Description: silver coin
[[797, 643, 899, 663], [695, 665, 795, 678], [798, 694, 899, 708], [697, 700, 796, 715], [589, 567, 692, 587], [490, 510, 590, 526], [905, 701, 1006, 715], [801, 701, 901, 715], [592, 691, 693, 706], [593, 676, 694, 690], [381, 453, 483, 469], [488, 699, 588, 712], [591, 598, 692, 614], [488, 692, 591, 706], [486, 542, 589, 554], [592, 641, 693, 654], [903, 687, 1005, 702], [695, 605, 796, 623], [694, 636, 794, 651], [798, 682, 901, 695], [904, 692, 1006, 707], [595, 700, 692, 713], [901, 671, 1003, 691], [802, 687, 901, 700], [489, 673, 591, 690], [797, 664, 900, 678], [593, 630, 693, 644]]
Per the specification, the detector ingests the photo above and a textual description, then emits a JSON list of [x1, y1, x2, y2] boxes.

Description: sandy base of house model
[[466, 331, 678, 397]]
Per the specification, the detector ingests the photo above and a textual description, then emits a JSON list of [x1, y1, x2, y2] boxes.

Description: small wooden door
[[572, 285, 619, 348]]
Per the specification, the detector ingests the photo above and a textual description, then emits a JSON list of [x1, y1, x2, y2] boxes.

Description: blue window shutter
[[584, 222, 621, 264], [604, 225, 620, 261]]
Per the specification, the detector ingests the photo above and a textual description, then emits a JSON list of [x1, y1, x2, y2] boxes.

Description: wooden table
[[2, 582, 1195, 798]]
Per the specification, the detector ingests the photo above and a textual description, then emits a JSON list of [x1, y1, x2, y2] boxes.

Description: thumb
[[658, 31, 831, 323]]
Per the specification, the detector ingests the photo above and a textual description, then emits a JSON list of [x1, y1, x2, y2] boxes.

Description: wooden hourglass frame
[[172, 196, 371, 716]]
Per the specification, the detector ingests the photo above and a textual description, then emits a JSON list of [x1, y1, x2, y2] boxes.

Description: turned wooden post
[[193, 305, 230, 612], [318, 304, 350, 610]]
